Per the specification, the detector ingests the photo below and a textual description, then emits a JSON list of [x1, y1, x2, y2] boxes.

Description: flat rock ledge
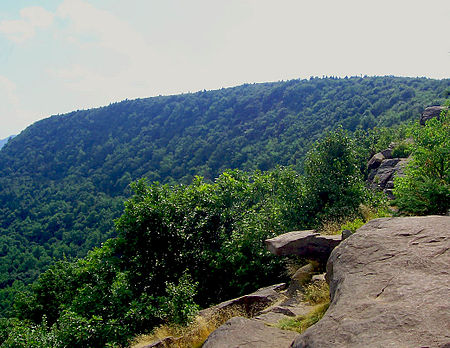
[[202, 317, 298, 348], [265, 230, 341, 262], [292, 216, 450, 348]]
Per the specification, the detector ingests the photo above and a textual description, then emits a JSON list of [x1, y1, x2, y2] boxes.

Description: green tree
[[303, 128, 365, 223], [393, 108, 449, 214]]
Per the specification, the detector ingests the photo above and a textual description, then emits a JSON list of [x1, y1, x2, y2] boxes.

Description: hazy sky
[[0, 0, 449, 138]]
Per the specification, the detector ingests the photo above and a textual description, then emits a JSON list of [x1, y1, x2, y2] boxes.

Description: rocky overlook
[[292, 216, 450, 348], [199, 216, 450, 348]]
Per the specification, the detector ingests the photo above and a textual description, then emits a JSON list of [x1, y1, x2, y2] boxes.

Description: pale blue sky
[[0, 0, 449, 138]]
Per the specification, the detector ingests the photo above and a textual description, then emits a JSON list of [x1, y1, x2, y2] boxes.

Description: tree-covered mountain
[[0, 76, 448, 315]]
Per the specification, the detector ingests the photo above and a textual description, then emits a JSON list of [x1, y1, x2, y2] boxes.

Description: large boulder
[[420, 106, 446, 125], [291, 216, 450, 348], [265, 231, 341, 262], [202, 316, 298, 348]]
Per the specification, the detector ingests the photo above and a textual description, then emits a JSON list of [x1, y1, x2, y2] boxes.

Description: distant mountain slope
[[0, 76, 448, 314], [0, 136, 15, 150]]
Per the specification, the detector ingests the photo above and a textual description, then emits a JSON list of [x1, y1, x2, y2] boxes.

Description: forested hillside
[[0, 76, 448, 315]]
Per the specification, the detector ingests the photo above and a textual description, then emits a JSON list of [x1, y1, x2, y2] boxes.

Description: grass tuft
[[319, 204, 391, 235], [274, 278, 330, 334], [303, 280, 329, 305], [276, 302, 329, 333]]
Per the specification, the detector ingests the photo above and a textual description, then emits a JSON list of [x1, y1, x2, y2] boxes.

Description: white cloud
[[21, 7, 54, 28], [49, 0, 157, 100], [0, 75, 19, 106], [0, 6, 54, 43], [0, 75, 33, 135]]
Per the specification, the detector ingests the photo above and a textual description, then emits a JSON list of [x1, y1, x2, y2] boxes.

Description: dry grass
[[130, 305, 247, 348], [303, 280, 329, 305], [317, 219, 344, 235]]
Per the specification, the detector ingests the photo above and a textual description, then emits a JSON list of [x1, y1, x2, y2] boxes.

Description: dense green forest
[[0, 76, 449, 317]]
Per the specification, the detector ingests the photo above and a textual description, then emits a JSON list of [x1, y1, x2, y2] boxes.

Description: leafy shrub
[[0, 317, 54, 348], [157, 273, 199, 326]]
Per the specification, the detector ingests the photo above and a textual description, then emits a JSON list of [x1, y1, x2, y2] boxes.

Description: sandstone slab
[[203, 316, 297, 348], [291, 216, 450, 348], [265, 231, 341, 262]]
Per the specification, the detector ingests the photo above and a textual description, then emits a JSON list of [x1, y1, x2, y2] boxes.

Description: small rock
[[311, 273, 326, 282], [341, 229, 352, 240], [260, 306, 296, 317], [199, 283, 286, 319], [380, 148, 392, 159], [367, 157, 410, 198]]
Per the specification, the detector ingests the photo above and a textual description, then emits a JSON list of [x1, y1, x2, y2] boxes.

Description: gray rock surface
[[420, 105, 446, 125], [341, 229, 352, 240], [367, 157, 409, 198], [265, 231, 341, 262], [292, 216, 450, 348], [202, 317, 298, 348], [367, 152, 385, 170]]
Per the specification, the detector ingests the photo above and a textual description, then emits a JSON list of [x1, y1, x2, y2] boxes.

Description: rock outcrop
[[420, 105, 446, 125], [265, 230, 341, 263], [292, 216, 450, 348], [367, 149, 410, 199]]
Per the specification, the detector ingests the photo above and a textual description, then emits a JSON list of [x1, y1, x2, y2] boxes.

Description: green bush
[[157, 273, 199, 326]]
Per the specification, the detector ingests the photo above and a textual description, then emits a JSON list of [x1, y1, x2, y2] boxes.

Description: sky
[[0, 0, 449, 138]]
